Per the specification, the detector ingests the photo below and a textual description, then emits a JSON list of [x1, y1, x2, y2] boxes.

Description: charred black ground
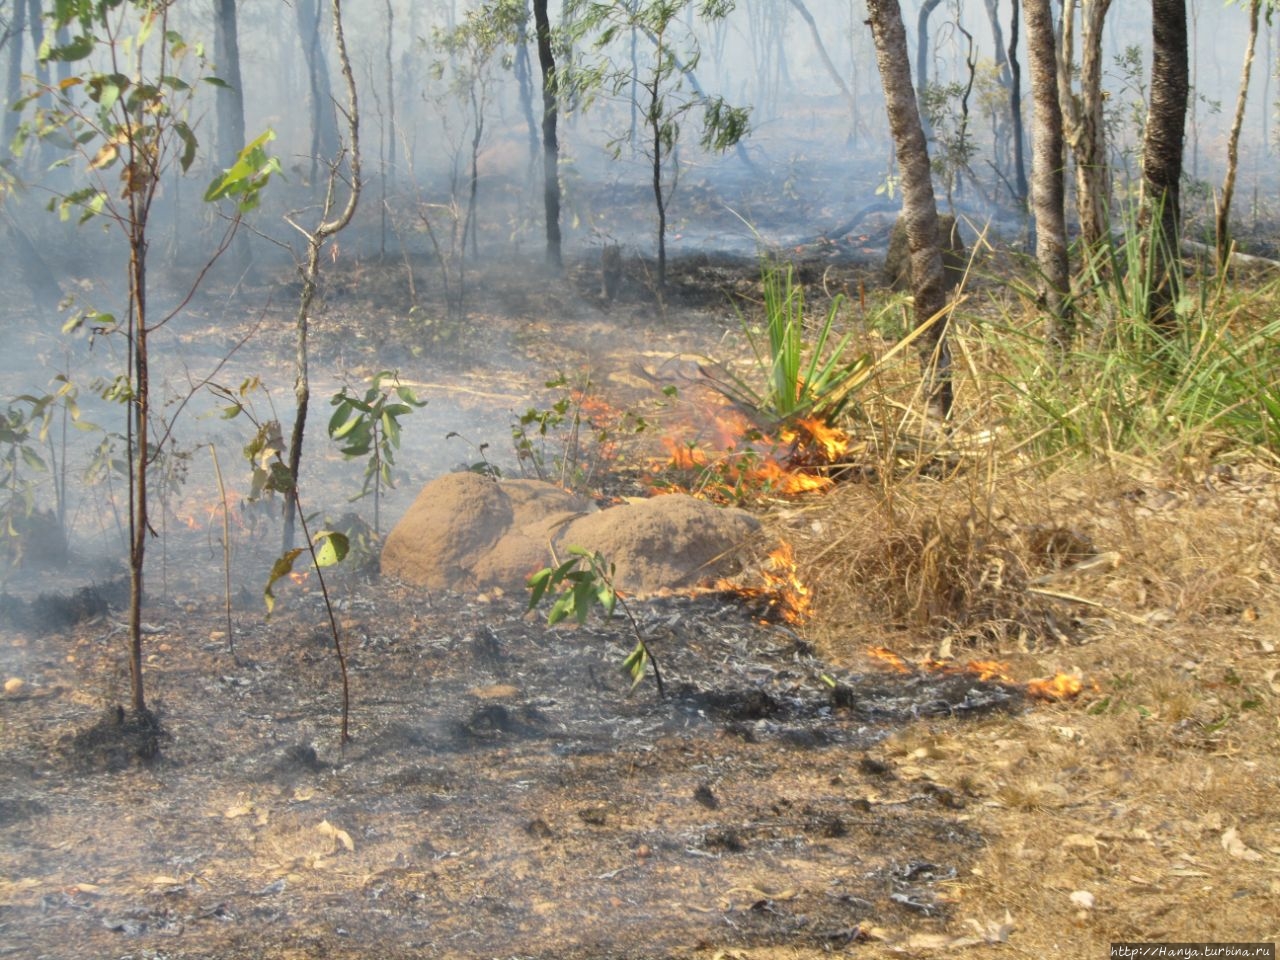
[[1, 561, 1027, 960]]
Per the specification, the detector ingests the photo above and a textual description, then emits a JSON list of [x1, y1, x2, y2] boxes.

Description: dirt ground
[[1, 242, 1278, 960]]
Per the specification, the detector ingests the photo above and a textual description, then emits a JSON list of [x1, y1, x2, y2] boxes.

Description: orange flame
[[867, 645, 912, 673], [1027, 672, 1084, 701], [649, 407, 850, 503], [866, 647, 1083, 702], [961, 659, 1016, 683], [715, 540, 813, 624], [761, 542, 812, 624]]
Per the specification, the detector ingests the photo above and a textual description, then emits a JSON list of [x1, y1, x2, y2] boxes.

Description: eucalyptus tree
[[914, 0, 944, 140], [1022, 0, 1070, 338], [280, 0, 361, 555], [2, 0, 28, 153], [864, 0, 953, 415], [1140, 0, 1189, 329], [296, 0, 341, 185], [1217, 0, 1265, 269], [564, 0, 749, 292], [13, 0, 276, 718], [212, 0, 246, 170], [434, 0, 528, 259], [1004, 0, 1028, 207], [532, 0, 562, 269], [1058, 0, 1113, 259]]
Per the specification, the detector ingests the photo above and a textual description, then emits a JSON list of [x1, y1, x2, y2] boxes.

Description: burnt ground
[[0, 582, 1021, 960], [0, 234, 1010, 960]]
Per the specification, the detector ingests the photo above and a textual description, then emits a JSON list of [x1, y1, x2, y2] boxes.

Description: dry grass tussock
[[767, 449, 1280, 954]]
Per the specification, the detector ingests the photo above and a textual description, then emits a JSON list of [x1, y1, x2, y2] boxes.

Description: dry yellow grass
[[757, 454, 1280, 957]]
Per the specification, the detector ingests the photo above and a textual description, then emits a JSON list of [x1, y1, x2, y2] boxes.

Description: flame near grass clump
[[866, 646, 1084, 702], [712, 540, 814, 625], [649, 407, 854, 502], [758, 542, 813, 624]]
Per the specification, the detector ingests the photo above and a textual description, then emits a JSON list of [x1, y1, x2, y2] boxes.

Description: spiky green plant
[[709, 259, 940, 430]]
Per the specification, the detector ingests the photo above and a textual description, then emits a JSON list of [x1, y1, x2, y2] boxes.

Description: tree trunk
[[1022, 0, 1071, 341], [212, 0, 250, 280], [982, 0, 1011, 84], [383, 0, 397, 190], [296, 0, 341, 183], [1217, 0, 1261, 271], [25, 0, 46, 92], [3, 0, 28, 157], [212, 0, 246, 170], [532, 0, 562, 270], [513, 2, 539, 165], [915, 0, 944, 140], [866, 0, 952, 416], [1141, 0, 1189, 329], [282, 0, 362, 555], [788, 0, 857, 126], [128, 231, 149, 716], [1006, 0, 1029, 206], [1058, 0, 1112, 255]]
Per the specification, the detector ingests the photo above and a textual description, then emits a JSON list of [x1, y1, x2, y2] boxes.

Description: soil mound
[[381, 473, 761, 595]]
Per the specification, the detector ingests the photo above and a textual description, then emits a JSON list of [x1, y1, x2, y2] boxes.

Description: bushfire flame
[[865, 646, 1083, 702], [650, 405, 852, 502], [759, 542, 812, 624], [1026, 672, 1084, 701], [716, 540, 813, 625]]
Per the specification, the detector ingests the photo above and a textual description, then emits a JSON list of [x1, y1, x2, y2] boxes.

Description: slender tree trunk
[[1022, 0, 1071, 341], [648, 74, 667, 291], [128, 231, 149, 715], [866, 0, 952, 415], [513, 3, 539, 165], [533, 0, 562, 270], [384, 0, 397, 189], [1007, 0, 1029, 207], [3, 0, 28, 156], [25, 0, 45, 91], [465, 86, 483, 259], [629, 18, 639, 153], [1217, 0, 1261, 271], [282, 0, 362, 554], [1058, 0, 1112, 254], [213, 0, 247, 170], [982, 0, 1012, 85], [296, 0, 341, 183], [1141, 0, 1189, 329], [788, 0, 857, 125], [212, 0, 250, 279], [915, 0, 943, 139]]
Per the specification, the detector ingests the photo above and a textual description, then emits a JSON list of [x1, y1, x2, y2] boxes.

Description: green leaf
[[204, 128, 280, 211], [328, 404, 359, 438], [20, 446, 47, 471], [621, 642, 649, 689], [175, 120, 197, 173], [597, 582, 617, 616], [527, 567, 553, 608], [313, 530, 349, 567], [547, 592, 575, 625], [264, 547, 305, 614], [41, 34, 95, 63]]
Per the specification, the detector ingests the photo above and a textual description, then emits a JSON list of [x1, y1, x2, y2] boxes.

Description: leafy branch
[[327, 371, 426, 535], [527, 546, 665, 697]]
